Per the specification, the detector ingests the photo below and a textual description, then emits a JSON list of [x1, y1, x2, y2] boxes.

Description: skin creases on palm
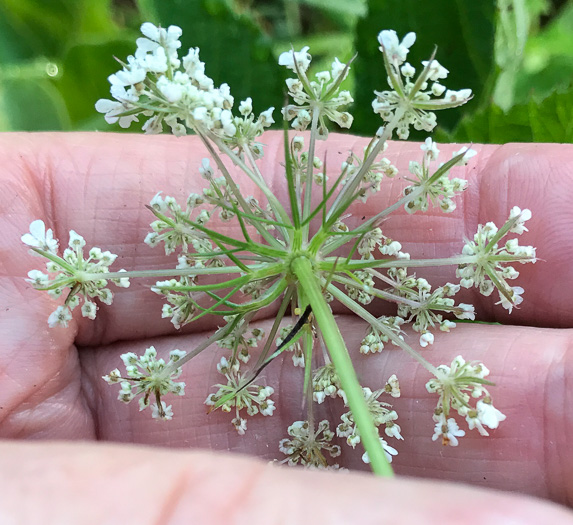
[[1, 132, 573, 504]]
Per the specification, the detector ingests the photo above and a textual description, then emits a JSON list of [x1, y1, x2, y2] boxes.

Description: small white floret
[[419, 332, 434, 347], [278, 46, 311, 73], [48, 306, 73, 328], [22, 219, 59, 255], [477, 400, 506, 429]]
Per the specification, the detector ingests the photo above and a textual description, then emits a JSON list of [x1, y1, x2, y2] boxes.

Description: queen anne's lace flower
[[23, 221, 130, 326], [279, 420, 341, 467], [20, 23, 538, 471], [373, 30, 472, 139], [280, 50, 354, 138], [457, 208, 536, 310], [205, 356, 275, 434], [96, 23, 273, 155], [426, 355, 505, 445], [103, 347, 187, 420]]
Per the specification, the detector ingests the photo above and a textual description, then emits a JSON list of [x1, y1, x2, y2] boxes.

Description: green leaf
[[513, 1, 573, 104], [352, 0, 496, 137], [0, 0, 118, 62], [439, 85, 573, 143], [298, 0, 367, 17], [527, 87, 573, 142], [56, 39, 138, 129], [492, 0, 530, 111], [0, 78, 70, 131]]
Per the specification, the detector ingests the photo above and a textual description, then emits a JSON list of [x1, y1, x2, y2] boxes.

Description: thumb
[[1, 441, 572, 524]]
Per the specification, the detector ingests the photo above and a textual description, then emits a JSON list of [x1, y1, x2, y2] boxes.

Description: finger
[[1, 441, 571, 525], [313, 135, 573, 328], [79, 316, 573, 505], [3, 133, 572, 348]]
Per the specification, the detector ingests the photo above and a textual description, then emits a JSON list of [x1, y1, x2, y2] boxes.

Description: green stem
[[161, 315, 242, 376], [329, 285, 439, 376], [160, 263, 283, 292], [198, 131, 285, 250], [284, 126, 301, 230], [291, 256, 393, 477], [82, 264, 254, 281], [302, 326, 314, 411], [325, 108, 405, 225], [252, 287, 294, 371], [303, 108, 320, 240], [243, 146, 291, 244], [319, 255, 478, 272], [209, 132, 293, 231], [322, 149, 469, 255]]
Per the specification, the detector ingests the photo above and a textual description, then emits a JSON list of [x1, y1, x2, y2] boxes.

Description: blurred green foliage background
[[0, 0, 572, 142]]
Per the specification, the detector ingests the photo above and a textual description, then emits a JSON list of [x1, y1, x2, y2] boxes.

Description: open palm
[[1, 131, 572, 523]]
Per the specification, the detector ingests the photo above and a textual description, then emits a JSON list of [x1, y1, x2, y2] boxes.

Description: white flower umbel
[[426, 355, 505, 444], [23, 223, 130, 326], [403, 138, 470, 213], [281, 49, 354, 138], [457, 207, 536, 311], [278, 420, 341, 468], [20, 24, 539, 477], [386, 271, 475, 346], [96, 22, 275, 158], [205, 356, 275, 434], [373, 30, 472, 139], [103, 347, 186, 420], [336, 386, 403, 449]]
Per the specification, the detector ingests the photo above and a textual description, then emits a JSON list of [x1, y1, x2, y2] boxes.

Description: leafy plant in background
[[0, 0, 571, 137], [22, 23, 537, 474]]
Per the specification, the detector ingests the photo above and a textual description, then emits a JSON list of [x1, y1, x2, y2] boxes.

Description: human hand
[[1, 132, 572, 523]]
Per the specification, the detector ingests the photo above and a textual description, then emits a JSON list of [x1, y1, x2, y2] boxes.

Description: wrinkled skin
[[1, 132, 572, 523]]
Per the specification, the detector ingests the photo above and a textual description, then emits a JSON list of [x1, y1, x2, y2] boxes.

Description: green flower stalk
[[22, 24, 537, 476]]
